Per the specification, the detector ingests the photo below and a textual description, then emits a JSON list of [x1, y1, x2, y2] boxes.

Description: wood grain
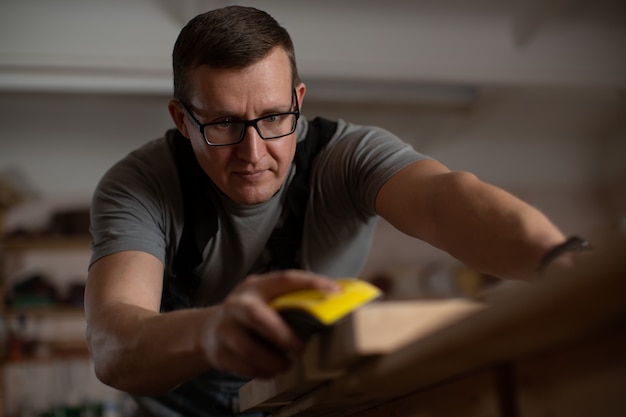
[[239, 298, 484, 411]]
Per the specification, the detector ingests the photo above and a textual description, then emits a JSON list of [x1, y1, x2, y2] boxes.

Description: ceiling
[[0, 0, 624, 98]]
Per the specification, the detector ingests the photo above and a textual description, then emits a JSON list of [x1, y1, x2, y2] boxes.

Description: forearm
[[86, 302, 214, 395], [425, 171, 566, 279], [85, 260, 338, 395]]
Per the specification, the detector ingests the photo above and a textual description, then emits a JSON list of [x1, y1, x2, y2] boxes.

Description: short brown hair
[[172, 6, 301, 101]]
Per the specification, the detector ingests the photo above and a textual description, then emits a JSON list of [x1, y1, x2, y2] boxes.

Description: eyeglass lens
[[204, 113, 298, 145]]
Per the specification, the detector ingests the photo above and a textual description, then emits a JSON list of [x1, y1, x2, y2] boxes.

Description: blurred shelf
[[0, 235, 91, 251], [3, 305, 84, 318], [0, 231, 93, 412], [3, 338, 90, 365]]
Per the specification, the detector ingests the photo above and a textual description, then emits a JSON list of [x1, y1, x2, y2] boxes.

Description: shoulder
[[90, 131, 182, 266], [315, 118, 427, 170], [92, 131, 183, 229], [306, 118, 429, 215], [298, 116, 411, 156], [96, 132, 178, 197]]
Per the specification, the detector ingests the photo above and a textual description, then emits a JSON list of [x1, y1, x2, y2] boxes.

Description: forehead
[[188, 48, 293, 109]]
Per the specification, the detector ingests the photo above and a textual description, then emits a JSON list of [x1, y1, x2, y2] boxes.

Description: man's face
[[170, 47, 305, 206]]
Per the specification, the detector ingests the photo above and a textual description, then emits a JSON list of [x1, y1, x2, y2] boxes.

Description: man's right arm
[[84, 250, 339, 396], [85, 250, 217, 394]]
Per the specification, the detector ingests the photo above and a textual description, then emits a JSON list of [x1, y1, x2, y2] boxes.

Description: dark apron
[[133, 371, 267, 417]]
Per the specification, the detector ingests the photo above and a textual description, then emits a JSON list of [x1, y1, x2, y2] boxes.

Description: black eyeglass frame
[[180, 89, 300, 147]]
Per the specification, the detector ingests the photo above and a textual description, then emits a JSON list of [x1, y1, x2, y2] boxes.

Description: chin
[[230, 188, 277, 206]]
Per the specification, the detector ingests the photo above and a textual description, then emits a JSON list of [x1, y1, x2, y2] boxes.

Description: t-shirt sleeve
[[313, 120, 431, 219], [89, 141, 180, 268]]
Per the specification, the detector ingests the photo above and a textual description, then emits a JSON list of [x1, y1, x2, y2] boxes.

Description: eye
[[214, 119, 235, 129], [264, 114, 282, 124]]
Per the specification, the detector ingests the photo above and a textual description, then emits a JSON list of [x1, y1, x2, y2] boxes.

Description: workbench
[[239, 233, 626, 417]]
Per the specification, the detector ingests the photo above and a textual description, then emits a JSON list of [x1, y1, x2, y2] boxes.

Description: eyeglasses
[[180, 89, 300, 146]]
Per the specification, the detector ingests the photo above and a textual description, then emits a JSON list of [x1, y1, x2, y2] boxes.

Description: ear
[[295, 82, 306, 110], [168, 99, 191, 139]]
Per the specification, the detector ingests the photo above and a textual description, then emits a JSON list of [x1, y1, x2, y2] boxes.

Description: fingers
[[207, 318, 292, 377], [237, 269, 341, 302], [204, 270, 340, 378], [232, 270, 340, 350]]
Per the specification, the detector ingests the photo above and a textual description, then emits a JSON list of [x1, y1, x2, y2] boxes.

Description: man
[[85, 5, 583, 417]]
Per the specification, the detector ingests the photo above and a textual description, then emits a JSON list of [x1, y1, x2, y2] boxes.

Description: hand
[[201, 270, 339, 378], [537, 249, 592, 281]]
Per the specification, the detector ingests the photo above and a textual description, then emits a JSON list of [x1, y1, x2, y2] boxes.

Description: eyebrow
[[195, 96, 294, 122]]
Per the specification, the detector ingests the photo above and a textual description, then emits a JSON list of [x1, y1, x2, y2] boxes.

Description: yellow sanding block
[[270, 278, 382, 339]]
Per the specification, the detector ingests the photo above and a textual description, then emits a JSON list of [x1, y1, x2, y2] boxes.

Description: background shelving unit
[[0, 233, 124, 417]]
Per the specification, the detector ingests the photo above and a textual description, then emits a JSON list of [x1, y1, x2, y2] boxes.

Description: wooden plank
[[271, 234, 626, 417], [239, 299, 484, 411], [321, 299, 484, 370], [329, 369, 502, 417], [268, 369, 503, 417], [327, 235, 626, 400], [239, 336, 345, 412], [516, 328, 626, 417]]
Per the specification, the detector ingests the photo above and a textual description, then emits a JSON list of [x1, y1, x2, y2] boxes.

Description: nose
[[236, 125, 266, 163]]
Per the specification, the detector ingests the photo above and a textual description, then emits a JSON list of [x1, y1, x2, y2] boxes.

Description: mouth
[[234, 169, 267, 181]]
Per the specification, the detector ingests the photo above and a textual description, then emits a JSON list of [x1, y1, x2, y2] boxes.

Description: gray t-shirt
[[90, 117, 428, 306]]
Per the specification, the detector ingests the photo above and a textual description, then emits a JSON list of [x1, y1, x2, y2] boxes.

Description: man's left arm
[[375, 159, 570, 280]]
